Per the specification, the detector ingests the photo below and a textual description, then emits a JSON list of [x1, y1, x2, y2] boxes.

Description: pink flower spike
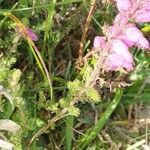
[[115, 0, 131, 12], [26, 27, 38, 41], [93, 36, 106, 49]]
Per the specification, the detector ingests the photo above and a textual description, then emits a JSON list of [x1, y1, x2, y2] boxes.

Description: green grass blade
[[78, 88, 123, 149], [28, 40, 54, 101], [66, 116, 74, 150], [0, 0, 84, 13]]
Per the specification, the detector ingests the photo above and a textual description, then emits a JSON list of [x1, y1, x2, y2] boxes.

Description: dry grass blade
[[126, 139, 146, 150], [0, 86, 14, 110], [78, 0, 97, 65]]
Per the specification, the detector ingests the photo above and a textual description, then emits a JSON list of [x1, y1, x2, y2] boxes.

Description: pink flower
[[103, 39, 134, 71], [114, 13, 128, 25], [111, 39, 133, 62], [93, 36, 106, 49], [26, 27, 38, 41], [140, 1, 150, 11], [105, 53, 134, 71], [107, 25, 120, 38], [118, 35, 135, 47], [115, 0, 131, 12], [124, 26, 143, 42], [124, 26, 150, 49], [16, 26, 38, 41], [93, 0, 150, 72], [105, 53, 124, 71]]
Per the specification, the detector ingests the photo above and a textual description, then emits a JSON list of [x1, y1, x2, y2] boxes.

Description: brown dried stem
[[78, 0, 97, 64]]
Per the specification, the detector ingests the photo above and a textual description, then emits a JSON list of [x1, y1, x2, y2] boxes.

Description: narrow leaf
[[66, 116, 74, 150], [78, 88, 123, 149]]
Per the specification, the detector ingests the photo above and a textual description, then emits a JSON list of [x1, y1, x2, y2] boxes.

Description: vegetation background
[[0, 0, 150, 149]]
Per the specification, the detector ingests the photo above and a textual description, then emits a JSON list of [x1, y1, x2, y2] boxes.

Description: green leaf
[[68, 106, 80, 117], [66, 116, 74, 150], [59, 98, 68, 108], [67, 79, 82, 96], [141, 25, 150, 33], [28, 118, 45, 131], [85, 88, 101, 103]]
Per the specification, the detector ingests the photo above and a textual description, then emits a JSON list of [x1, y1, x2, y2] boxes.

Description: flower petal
[[124, 26, 144, 43], [105, 53, 133, 71], [134, 9, 150, 23], [112, 39, 133, 62], [115, 0, 131, 12], [136, 37, 150, 49], [93, 36, 106, 49]]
